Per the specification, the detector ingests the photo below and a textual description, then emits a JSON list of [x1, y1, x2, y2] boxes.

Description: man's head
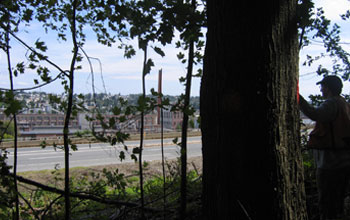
[[316, 75, 343, 97]]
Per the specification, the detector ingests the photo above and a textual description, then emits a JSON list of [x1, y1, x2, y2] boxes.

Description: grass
[[2, 145, 324, 220], [1, 156, 203, 220]]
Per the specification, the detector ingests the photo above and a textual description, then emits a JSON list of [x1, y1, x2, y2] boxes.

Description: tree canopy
[[0, 0, 350, 219]]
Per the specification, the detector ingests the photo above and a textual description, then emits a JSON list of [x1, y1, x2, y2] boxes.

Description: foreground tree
[[201, 1, 307, 219]]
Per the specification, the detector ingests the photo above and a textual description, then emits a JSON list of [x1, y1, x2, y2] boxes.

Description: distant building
[[0, 108, 187, 139], [160, 109, 183, 131], [172, 111, 183, 131], [0, 113, 79, 130], [0, 113, 80, 139], [20, 127, 81, 139]]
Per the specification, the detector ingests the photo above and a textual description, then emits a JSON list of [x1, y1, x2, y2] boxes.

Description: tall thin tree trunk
[[5, 19, 20, 220], [179, 1, 196, 218], [158, 69, 167, 218], [139, 43, 148, 218], [201, 1, 307, 219], [64, 1, 78, 219], [180, 34, 194, 219]]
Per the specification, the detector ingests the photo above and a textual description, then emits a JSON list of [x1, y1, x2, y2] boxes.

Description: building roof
[[20, 127, 81, 135]]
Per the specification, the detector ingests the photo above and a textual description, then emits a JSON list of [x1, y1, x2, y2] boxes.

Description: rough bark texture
[[200, 1, 307, 219]]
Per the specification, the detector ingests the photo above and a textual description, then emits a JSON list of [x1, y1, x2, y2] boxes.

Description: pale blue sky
[[0, 20, 202, 96], [0, 0, 350, 98], [299, 0, 350, 98]]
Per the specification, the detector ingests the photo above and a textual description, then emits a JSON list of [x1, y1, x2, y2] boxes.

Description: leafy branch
[[298, 1, 350, 81]]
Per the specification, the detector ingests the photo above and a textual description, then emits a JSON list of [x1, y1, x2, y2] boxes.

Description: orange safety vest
[[308, 96, 350, 150]]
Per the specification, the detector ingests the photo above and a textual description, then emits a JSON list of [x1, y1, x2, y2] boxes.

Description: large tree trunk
[[200, 1, 307, 219]]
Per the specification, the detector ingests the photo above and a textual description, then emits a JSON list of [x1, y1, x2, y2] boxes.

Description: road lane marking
[[6, 142, 195, 157], [28, 156, 64, 160], [6, 140, 201, 155]]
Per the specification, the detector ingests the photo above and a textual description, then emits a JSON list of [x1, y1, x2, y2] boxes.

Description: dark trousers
[[316, 168, 350, 219]]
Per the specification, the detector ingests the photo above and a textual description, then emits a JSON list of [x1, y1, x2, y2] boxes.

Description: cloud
[[0, 15, 203, 96], [77, 37, 192, 84], [314, 0, 350, 21]]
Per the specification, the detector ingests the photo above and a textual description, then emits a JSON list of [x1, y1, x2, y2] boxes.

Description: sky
[[299, 0, 350, 99], [0, 0, 350, 98], [0, 19, 202, 96]]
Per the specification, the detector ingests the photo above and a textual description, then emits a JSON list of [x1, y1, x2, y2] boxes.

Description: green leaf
[[150, 88, 159, 97], [162, 98, 170, 106], [35, 39, 48, 52], [111, 137, 117, 145], [193, 68, 203, 77], [15, 62, 25, 74], [184, 106, 195, 116], [28, 63, 37, 69], [75, 131, 83, 138], [109, 117, 116, 127], [131, 154, 138, 162], [4, 93, 22, 116], [48, 94, 61, 104], [38, 67, 51, 82], [177, 52, 185, 60], [138, 38, 147, 51], [179, 77, 186, 83], [40, 141, 47, 149], [119, 115, 127, 123], [22, 9, 33, 22], [123, 45, 136, 58], [119, 151, 125, 161], [153, 46, 165, 57], [132, 147, 141, 154], [116, 131, 129, 143], [124, 106, 131, 115], [144, 59, 154, 76], [112, 106, 121, 115], [137, 96, 146, 110], [172, 137, 179, 144], [71, 144, 78, 151]]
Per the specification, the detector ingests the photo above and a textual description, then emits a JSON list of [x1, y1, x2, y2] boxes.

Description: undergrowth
[[0, 160, 202, 220]]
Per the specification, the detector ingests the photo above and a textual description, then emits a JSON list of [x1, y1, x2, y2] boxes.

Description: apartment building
[[0, 113, 79, 130], [0, 113, 80, 139], [0, 109, 188, 139]]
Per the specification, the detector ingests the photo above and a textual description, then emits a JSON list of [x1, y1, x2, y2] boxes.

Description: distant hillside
[[13, 92, 200, 114]]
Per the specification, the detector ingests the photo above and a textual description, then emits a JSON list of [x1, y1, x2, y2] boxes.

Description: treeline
[[83, 93, 199, 110], [16, 91, 200, 112]]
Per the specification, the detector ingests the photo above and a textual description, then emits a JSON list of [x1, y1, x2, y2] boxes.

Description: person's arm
[[299, 95, 337, 122]]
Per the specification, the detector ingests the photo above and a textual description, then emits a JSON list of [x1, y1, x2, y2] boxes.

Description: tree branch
[[9, 173, 158, 211], [18, 192, 40, 220], [0, 23, 68, 76], [0, 73, 64, 92], [0, 23, 68, 92]]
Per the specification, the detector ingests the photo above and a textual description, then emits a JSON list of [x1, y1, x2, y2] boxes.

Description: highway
[[5, 136, 202, 172]]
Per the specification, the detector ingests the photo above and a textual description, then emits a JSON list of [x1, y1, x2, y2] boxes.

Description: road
[[5, 136, 202, 172]]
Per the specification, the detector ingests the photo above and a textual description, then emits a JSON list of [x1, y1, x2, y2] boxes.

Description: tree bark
[[201, 1, 307, 219]]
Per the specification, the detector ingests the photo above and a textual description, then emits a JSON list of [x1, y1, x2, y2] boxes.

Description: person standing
[[299, 75, 350, 220]]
